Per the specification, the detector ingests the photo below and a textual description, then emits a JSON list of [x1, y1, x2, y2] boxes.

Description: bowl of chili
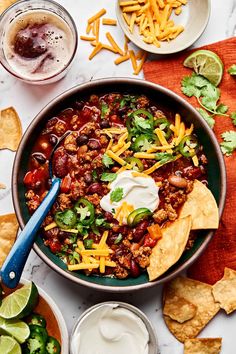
[[12, 78, 226, 292]]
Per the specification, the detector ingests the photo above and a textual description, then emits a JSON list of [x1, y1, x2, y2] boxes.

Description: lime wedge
[[0, 317, 30, 344], [183, 49, 224, 86], [0, 336, 22, 354], [0, 282, 38, 319]]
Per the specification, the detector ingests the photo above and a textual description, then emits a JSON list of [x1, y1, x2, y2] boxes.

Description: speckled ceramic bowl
[[116, 0, 211, 54], [12, 78, 226, 292], [70, 302, 159, 354]]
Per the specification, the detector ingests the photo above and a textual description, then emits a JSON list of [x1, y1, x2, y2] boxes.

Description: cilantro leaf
[[216, 104, 228, 115], [134, 116, 152, 130], [101, 103, 110, 118], [201, 85, 220, 111], [196, 108, 215, 128], [110, 187, 124, 202], [101, 172, 117, 182], [155, 152, 174, 164], [102, 153, 114, 168], [230, 112, 236, 126], [220, 131, 236, 156], [228, 64, 236, 75]]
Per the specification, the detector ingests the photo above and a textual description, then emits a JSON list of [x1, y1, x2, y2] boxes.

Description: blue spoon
[[1, 131, 70, 288]]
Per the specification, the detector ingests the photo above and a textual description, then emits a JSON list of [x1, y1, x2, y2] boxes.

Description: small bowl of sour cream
[[70, 301, 159, 354]]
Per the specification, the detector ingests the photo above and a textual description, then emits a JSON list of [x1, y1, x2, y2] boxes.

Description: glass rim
[[0, 0, 78, 83]]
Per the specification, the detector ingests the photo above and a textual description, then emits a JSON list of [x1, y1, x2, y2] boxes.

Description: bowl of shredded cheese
[[116, 0, 211, 54]]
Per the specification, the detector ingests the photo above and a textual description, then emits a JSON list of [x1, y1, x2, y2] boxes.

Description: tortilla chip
[[0, 0, 18, 14], [179, 180, 219, 230], [0, 107, 22, 151], [163, 277, 220, 342], [147, 216, 191, 281], [0, 183, 6, 189], [0, 214, 18, 267], [163, 291, 197, 323], [212, 267, 236, 314], [184, 338, 222, 354]]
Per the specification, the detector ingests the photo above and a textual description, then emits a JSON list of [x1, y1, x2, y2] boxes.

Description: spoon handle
[[1, 178, 61, 288]]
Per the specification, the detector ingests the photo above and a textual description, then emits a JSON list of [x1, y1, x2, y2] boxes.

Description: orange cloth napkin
[[143, 37, 236, 285]]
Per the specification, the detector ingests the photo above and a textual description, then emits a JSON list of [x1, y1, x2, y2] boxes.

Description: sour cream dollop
[[100, 170, 159, 219], [71, 304, 149, 354]]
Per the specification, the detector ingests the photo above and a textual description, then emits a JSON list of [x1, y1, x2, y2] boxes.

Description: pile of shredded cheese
[[68, 231, 116, 273], [120, 0, 187, 47], [80, 8, 147, 75], [102, 113, 199, 177]]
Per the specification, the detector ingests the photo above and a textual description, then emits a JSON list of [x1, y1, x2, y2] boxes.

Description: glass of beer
[[0, 0, 78, 85]]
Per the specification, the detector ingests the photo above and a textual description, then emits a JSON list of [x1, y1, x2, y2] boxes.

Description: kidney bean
[[84, 172, 93, 184], [88, 139, 101, 150], [168, 175, 188, 189], [76, 134, 89, 146], [53, 148, 68, 178], [183, 166, 204, 180], [74, 100, 85, 110], [105, 211, 114, 222], [99, 120, 111, 129], [49, 134, 58, 145], [130, 259, 140, 278], [132, 220, 149, 242], [87, 182, 103, 195], [32, 152, 46, 165]]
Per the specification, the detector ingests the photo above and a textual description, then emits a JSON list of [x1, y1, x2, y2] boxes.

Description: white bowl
[[116, 0, 211, 54], [70, 301, 159, 354]]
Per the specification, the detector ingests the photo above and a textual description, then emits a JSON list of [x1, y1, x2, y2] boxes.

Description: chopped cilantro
[[92, 170, 98, 181], [101, 172, 117, 182], [133, 116, 152, 130], [101, 103, 110, 118], [114, 233, 123, 244], [231, 112, 236, 126], [102, 153, 114, 168], [220, 131, 236, 156], [110, 187, 124, 203], [155, 152, 174, 164], [181, 73, 228, 116], [228, 64, 236, 75], [196, 108, 215, 128], [84, 239, 93, 249]]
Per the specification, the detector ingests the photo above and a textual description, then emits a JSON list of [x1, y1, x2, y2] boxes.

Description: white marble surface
[[0, 0, 236, 353]]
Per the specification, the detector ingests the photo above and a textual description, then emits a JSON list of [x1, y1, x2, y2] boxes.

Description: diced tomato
[[147, 224, 162, 240], [60, 174, 71, 193], [48, 240, 62, 253], [23, 168, 48, 188], [23, 171, 34, 186], [143, 234, 158, 248]]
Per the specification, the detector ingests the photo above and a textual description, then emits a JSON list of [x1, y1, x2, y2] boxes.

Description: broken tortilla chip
[[0, 0, 18, 14], [163, 292, 197, 323], [0, 107, 22, 151], [184, 338, 222, 354], [212, 267, 236, 314], [0, 183, 6, 189], [0, 214, 18, 267], [147, 216, 191, 281], [163, 277, 220, 342], [179, 180, 219, 230]]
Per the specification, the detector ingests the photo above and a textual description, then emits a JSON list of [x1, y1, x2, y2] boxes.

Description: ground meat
[[70, 115, 80, 130], [153, 209, 168, 224], [71, 180, 86, 200], [114, 264, 129, 279], [136, 95, 150, 108], [79, 121, 97, 135], [64, 133, 77, 152], [86, 193, 101, 206], [57, 193, 73, 210], [133, 246, 151, 268], [164, 203, 178, 220], [117, 254, 131, 269], [165, 190, 187, 208], [54, 120, 67, 136]]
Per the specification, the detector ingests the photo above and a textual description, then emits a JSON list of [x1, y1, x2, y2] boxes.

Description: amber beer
[[0, 0, 77, 84]]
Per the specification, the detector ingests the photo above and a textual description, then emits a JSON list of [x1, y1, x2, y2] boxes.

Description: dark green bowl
[[12, 78, 226, 292]]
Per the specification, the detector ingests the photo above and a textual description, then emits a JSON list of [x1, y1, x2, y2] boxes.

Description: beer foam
[[4, 10, 75, 81]]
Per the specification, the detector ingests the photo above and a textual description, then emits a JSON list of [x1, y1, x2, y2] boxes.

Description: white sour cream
[[100, 170, 159, 219], [71, 304, 149, 354]]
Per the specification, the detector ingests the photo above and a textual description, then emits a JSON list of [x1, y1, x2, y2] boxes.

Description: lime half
[[184, 49, 224, 86], [0, 317, 30, 344], [0, 282, 38, 319], [0, 336, 22, 354]]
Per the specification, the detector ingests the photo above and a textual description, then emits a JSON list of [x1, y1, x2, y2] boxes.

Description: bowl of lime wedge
[[0, 280, 68, 354]]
